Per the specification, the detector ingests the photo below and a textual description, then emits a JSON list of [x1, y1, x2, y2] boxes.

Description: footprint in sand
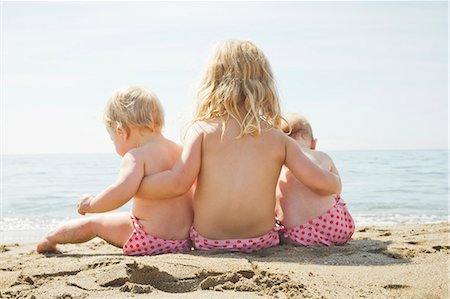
[[93, 261, 307, 297]]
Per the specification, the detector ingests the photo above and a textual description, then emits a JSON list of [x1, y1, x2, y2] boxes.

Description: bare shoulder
[[309, 150, 334, 170], [314, 150, 334, 162], [160, 137, 183, 157], [261, 128, 289, 163], [264, 127, 289, 143], [126, 147, 148, 161], [191, 119, 221, 135], [120, 149, 145, 168], [132, 137, 180, 159]]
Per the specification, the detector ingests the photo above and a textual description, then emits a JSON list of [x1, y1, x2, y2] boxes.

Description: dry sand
[[0, 222, 448, 298]]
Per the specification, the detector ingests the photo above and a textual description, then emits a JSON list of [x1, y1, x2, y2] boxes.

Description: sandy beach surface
[[0, 222, 448, 299]]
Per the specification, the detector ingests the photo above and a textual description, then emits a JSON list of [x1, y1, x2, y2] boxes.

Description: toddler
[[276, 113, 354, 246], [37, 86, 193, 255], [138, 40, 342, 253]]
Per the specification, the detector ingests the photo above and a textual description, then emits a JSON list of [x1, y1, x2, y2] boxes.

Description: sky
[[2, 1, 448, 155]]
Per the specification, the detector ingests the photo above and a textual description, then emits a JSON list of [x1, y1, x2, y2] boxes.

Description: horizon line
[[1, 148, 449, 156]]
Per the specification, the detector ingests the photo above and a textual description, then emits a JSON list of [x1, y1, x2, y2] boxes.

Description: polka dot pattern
[[284, 197, 355, 247], [190, 226, 281, 253], [123, 214, 191, 256]]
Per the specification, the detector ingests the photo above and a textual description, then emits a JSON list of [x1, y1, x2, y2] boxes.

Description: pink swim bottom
[[283, 197, 355, 246], [123, 214, 191, 256], [190, 226, 280, 253]]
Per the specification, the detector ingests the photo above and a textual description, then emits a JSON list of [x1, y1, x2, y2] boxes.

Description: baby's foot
[[36, 238, 59, 253]]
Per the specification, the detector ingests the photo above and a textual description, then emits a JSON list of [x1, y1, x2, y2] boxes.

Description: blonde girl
[[138, 40, 341, 252]]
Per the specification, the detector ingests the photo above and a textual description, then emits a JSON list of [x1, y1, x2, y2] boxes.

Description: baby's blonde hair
[[281, 113, 314, 140], [195, 40, 282, 137], [104, 86, 164, 134]]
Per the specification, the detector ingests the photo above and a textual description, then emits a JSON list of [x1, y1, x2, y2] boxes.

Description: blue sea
[[1, 150, 448, 244]]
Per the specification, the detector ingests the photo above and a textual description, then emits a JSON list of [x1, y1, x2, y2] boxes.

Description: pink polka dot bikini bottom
[[123, 214, 191, 256], [283, 196, 355, 246], [190, 225, 281, 253]]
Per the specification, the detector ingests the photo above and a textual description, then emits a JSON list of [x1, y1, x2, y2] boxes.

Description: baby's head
[[104, 86, 164, 155], [195, 39, 282, 137], [282, 113, 317, 150]]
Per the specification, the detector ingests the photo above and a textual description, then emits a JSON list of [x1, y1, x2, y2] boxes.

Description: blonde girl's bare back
[[193, 118, 287, 239]]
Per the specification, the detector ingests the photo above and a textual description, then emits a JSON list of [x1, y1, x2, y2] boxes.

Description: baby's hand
[[77, 194, 94, 215]]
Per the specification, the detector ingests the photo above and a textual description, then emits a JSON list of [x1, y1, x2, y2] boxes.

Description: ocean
[[1, 150, 448, 244]]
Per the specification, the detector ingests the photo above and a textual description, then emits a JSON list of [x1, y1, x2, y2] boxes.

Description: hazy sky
[[2, 1, 448, 154]]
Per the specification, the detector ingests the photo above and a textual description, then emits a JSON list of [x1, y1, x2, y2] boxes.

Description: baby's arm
[[137, 124, 202, 199], [78, 152, 144, 214], [285, 137, 341, 196]]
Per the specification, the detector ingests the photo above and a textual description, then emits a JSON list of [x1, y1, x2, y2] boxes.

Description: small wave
[[353, 213, 448, 227], [0, 217, 72, 231]]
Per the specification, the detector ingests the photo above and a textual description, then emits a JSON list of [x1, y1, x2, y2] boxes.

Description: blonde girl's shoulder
[[179, 120, 216, 145], [266, 126, 289, 142], [189, 119, 222, 135]]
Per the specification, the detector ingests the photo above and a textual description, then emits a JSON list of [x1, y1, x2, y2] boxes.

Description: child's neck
[[130, 130, 164, 148]]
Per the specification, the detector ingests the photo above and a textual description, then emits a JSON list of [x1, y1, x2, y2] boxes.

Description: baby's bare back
[[133, 137, 193, 240], [193, 119, 286, 239], [277, 149, 337, 229]]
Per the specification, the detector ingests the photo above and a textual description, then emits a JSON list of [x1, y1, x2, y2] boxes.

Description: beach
[[2, 1, 448, 298], [0, 222, 448, 298]]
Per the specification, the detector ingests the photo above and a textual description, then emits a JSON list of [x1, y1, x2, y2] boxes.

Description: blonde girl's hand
[[77, 194, 94, 215]]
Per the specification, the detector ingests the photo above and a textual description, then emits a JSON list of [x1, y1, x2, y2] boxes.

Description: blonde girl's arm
[[329, 159, 341, 196], [137, 123, 203, 199], [284, 137, 341, 196], [330, 160, 340, 176], [78, 152, 144, 214]]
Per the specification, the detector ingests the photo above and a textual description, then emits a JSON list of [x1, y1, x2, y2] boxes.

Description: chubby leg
[[36, 212, 133, 253]]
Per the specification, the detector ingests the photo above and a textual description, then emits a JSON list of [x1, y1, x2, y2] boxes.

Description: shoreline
[[1, 222, 448, 298]]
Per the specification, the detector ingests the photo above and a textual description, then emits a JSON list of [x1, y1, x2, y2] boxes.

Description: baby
[[36, 86, 193, 255], [276, 113, 354, 246]]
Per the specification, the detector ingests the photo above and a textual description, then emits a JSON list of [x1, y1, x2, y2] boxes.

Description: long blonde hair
[[195, 40, 283, 137]]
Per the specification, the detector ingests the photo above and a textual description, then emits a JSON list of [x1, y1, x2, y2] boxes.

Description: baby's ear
[[311, 138, 317, 150], [117, 127, 129, 141]]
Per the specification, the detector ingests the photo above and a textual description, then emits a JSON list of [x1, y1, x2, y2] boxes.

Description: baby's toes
[[36, 239, 58, 254]]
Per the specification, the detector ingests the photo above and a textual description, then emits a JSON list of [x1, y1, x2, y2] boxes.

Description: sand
[[0, 222, 448, 299]]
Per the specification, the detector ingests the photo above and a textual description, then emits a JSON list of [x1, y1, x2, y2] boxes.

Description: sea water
[[1, 150, 448, 244]]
